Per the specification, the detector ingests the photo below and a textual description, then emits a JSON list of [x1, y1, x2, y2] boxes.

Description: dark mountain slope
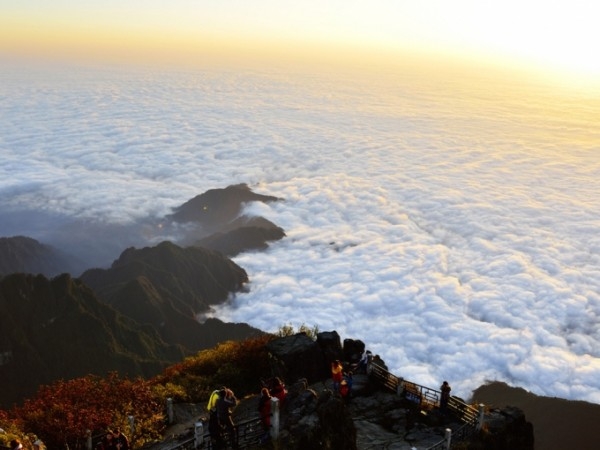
[[79, 241, 260, 351], [166, 184, 286, 255], [168, 183, 280, 230], [0, 236, 80, 277], [82, 241, 248, 311], [195, 219, 286, 257], [472, 381, 600, 450], [0, 273, 186, 408]]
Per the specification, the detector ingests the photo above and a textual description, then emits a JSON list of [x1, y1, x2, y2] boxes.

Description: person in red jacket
[[269, 377, 287, 405], [258, 387, 272, 442], [331, 360, 343, 393]]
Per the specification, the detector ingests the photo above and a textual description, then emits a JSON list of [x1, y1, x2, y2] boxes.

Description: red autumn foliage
[[14, 373, 163, 449]]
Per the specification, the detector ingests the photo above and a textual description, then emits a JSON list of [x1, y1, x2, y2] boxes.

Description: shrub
[[277, 323, 320, 340]]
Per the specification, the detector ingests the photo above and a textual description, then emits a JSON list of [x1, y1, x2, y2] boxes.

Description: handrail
[[368, 361, 481, 450], [163, 416, 265, 450]]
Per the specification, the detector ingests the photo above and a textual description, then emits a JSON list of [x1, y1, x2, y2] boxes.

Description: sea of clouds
[[1, 59, 600, 403]]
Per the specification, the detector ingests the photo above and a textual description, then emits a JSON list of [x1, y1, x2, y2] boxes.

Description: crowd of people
[[199, 369, 453, 450], [331, 359, 354, 401], [204, 349, 449, 448], [204, 376, 290, 449]]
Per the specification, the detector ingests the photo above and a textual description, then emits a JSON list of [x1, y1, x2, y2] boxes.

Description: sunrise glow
[[1, 1, 599, 85]]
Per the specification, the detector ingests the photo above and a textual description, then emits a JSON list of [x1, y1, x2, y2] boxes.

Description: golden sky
[[2, 1, 599, 84]]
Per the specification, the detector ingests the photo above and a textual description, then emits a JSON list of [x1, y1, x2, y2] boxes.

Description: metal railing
[[161, 416, 266, 450], [368, 361, 482, 450]]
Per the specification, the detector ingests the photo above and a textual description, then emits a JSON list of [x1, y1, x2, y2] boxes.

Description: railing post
[[477, 403, 485, 431], [271, 397, 280, 440], [445, 428, 452, 450], [396, 379, 404, 397], [166, 397, 174, 424], [194, 421, 204, 449], [128, 415, 135, 439]]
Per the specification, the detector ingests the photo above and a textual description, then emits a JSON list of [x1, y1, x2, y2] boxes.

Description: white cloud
[[1, 60, 600, 403]]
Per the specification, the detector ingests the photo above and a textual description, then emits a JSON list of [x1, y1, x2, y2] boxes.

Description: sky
[[2, 1, 600, 84]]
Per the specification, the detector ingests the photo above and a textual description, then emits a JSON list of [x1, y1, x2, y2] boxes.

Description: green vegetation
[[152, 334, 275, 403], [277, 323, 320, 340]]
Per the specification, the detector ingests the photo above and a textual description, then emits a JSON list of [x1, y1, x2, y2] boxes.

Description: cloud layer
[[1, 60, 600, 403]]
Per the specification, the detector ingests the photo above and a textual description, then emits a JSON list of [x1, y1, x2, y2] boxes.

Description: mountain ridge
[[0, 185, 284, 408]]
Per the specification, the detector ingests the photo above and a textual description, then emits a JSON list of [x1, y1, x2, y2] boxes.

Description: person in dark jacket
[[97, 430, 117, 450], [114, 427, 129, 450], [440, 381, 451, 412], [216, 388, 238, 447]]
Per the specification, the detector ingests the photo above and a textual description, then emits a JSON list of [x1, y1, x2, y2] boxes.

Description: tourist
[[331, 360, 343, 392], [216, 388, 238, 447], [97, 430, 117, 450], [269, 377, 287, 405], [207, 386, 224, 413], [343, 371, 353, 398], [355, 350, 372, 373], [258, 387, 272, 443], [340, 379, 350, 399], [440, 381, 451, 412], [114, 427, 130, 450]]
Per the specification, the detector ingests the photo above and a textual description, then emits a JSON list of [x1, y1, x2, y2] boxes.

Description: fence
[[159, 397, 280, 450], [368, 361, 484, 449], [155, 416, 265, 450]]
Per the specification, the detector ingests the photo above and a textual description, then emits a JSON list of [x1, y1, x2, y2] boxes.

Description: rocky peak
[[265, 331, 534, 449]]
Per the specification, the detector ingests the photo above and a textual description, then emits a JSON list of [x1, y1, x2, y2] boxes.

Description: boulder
[[266, 333, 327, 383], [316, 331, 343, 365], [342, 338, 365, 365]]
